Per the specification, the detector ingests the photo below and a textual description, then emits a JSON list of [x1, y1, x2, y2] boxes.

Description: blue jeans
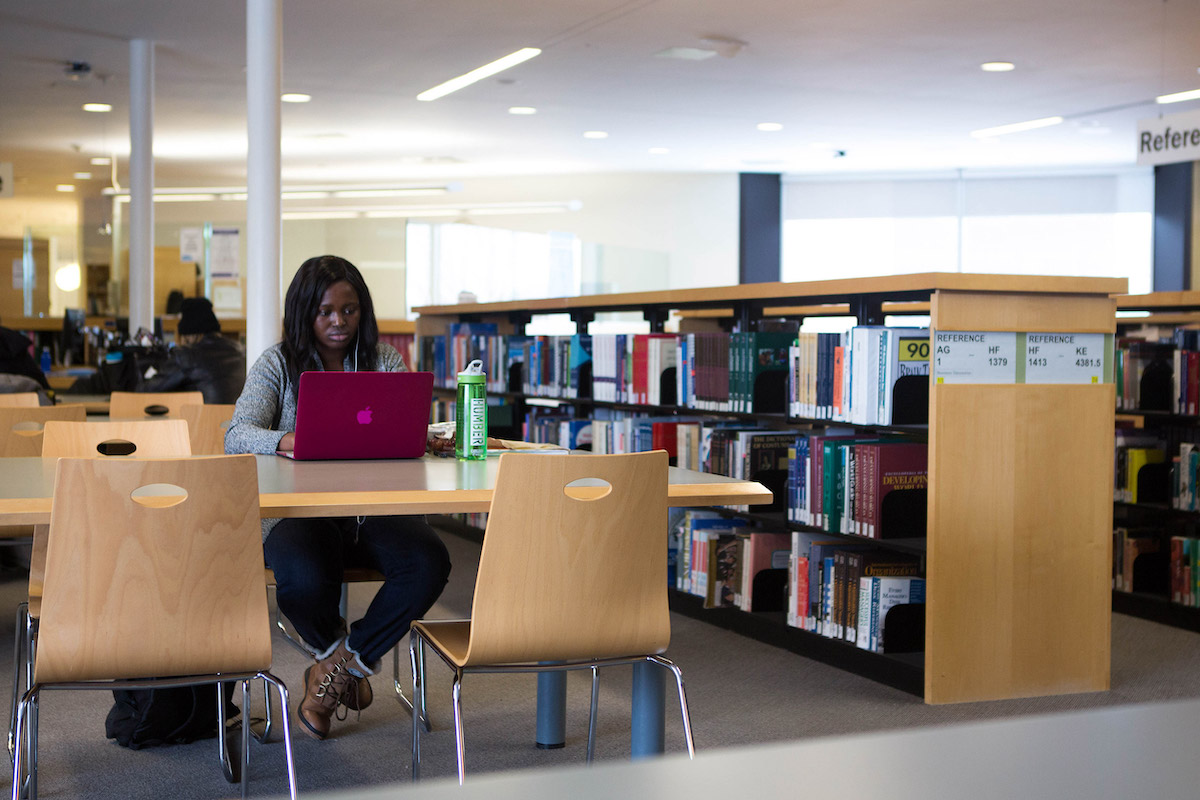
[[263, 516, 451, 665]]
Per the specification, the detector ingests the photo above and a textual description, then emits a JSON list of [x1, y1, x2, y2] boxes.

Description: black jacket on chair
[[141, 334, 246, 405], [0, 326, 50, 390]]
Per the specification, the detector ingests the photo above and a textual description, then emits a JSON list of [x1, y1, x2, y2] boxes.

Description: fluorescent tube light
[[970, 116, 1063, 138], [417, 47, 541, 102], [82, 103, 112, 113], [980, 61, 1015, 72], [281, 93, 312, 103], [1156, 88, 1200, 104], [332, 188, 447, 199]]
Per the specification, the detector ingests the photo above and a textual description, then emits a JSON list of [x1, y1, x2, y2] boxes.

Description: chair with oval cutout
[[109, 390, 204, 420], [408, 450, 694, 784], [0, 394, 41, 409], [8, 419, 192, 774], [0, 406, 87, 458], [180, 403, 235, 455], [11, 455, 297, 799]]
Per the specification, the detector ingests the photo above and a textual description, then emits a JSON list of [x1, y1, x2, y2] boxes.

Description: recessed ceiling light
[[281, 93, 312, 103], [417, 47, 541, 102], [73, 172, 92, 180], [508, 106, 537, 115], [583, 131, 608, 139], [648, 147, 670, 155], [655, 47, 718, 61], [56, 184, 76, 192], [970, 116, 1064, 138], [757, 122, 783, 132], [1157, 88, 1200, 104], [980, 61, 1015, 72], [90, 157, 111, 166], [82, 103, 112, 113]]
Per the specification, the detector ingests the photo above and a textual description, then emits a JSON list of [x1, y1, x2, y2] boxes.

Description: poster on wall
[[179, 227, 203, 263], [209, 228, 240, 278]]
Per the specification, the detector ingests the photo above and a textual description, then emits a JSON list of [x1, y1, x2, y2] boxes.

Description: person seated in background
[[141, 297, 246, 404], [0, 316, 52, 403]]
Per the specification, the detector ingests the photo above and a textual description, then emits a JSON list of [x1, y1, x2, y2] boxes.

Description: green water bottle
[[455, 359, 487, 460]]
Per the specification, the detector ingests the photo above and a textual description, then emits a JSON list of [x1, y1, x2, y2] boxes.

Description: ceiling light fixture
[[417, 47, 541, 102], [281, 93, 312, 103], [56, 185, 75, 193], [1156, 88, 1200, 104], [332, 188, 448, 199], [980, 61, 1015, 72], [90, 157, 111, 166], [82, 103, 112, 113], [73, 172, 92, 180], [757, 122, 783, 132], [970, 116, 1063, 138], [655, 47, 718, 60], [583, 131, 608, 139], [103, 183, 460, 203], [508, 106, 537, 115]]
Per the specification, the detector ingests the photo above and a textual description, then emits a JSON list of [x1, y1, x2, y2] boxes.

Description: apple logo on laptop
[[356, 406, 373, 425]]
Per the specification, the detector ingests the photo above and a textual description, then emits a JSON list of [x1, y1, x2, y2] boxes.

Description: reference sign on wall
[[1136, 108, 1200, 167]]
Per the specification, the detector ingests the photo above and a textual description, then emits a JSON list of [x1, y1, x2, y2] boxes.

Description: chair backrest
[[0, 405, 87, 457], [0, 393, 41, 408], [109, 390, 205, 420], [35, 455, 271, 682], [465, 450, 670, 665], [40, 419, 192, 458], [180, 403, 235, 455]]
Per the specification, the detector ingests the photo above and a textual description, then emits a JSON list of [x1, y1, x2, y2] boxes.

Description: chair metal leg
[[259, 672, 298, 800], [26, 692, 36, 800], [241, 680, 251, 800], [649, 656, 695, 758], [11, 688, 32, 800], [586, 666, 599, 764], [451, 670, 465, 786], [395, 640, 431, 732], [409, 630, 422, 781], [254, 677, 273, 743], [218, 681, 235, 784], [8, 603, 25, 764]]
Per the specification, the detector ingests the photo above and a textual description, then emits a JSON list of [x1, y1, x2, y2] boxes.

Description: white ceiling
[[2, 0, 1199, 201]]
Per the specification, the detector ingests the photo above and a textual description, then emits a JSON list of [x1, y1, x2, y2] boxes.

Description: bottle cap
[[457, 358, 485, 384]]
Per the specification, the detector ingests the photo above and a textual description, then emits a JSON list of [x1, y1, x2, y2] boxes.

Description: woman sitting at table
[[225, 254, 452, 741]]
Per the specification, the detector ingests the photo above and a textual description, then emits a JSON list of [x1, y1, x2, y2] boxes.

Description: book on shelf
[[709, 532, 744, 609], [737, 531, 791, 612], [843, 551, 922, 645], [859, 441, 928, 539], [862, 576, 926, 654], [1117, 338, 1175, 412], [879, 327, 930, 425], [1113, 526, 1165, 593], [566, 334, 593, 399]]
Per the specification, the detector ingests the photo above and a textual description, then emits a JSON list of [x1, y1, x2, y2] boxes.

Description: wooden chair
[[0, 405, 87, 458], [108, 390, 204, 419], [181, 403, 235, 454], [8, 419, 192, 770], [408, 450, 694, 784], [0, 394, 40, 408], [11, 455, 296, 799]]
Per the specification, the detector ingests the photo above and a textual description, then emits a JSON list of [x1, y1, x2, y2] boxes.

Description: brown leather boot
[[298, 639, 366, 740]]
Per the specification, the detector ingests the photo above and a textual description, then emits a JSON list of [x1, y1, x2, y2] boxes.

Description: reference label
[[1024, 332, 1107, 384], [932, 331, 1018, 384]]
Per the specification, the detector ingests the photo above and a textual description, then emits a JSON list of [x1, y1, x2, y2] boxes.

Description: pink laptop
[[284, 371, 435, 460]]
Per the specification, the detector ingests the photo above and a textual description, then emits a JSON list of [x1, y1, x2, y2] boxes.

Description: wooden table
[[0, 453, 770, 755]]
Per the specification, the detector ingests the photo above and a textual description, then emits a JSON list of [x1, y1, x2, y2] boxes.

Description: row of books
[[1116, 337, 1174, 413], [417, 326, 931, 422], [787, 430, 928, 539], [785, 530, 925, 652], [1114, 430, 1168, 505], [788, 327, 930, 426], [671, 510, 790, 612]]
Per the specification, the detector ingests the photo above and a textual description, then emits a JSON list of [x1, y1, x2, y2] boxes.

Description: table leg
[[630, 660, 665, 758], [535, 671, 566, 748]]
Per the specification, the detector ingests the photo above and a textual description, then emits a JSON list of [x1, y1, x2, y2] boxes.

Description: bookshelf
[[1110, 292, 1200, 634], [416, 273, 1124, 704]]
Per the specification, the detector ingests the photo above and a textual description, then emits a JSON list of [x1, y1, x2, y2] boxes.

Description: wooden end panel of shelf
[[926, 383, 1113, 704], [932, 292, 1117, 334]]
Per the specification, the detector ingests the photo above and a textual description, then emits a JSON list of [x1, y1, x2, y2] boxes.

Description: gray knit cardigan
[[224, 341, 406, 539]]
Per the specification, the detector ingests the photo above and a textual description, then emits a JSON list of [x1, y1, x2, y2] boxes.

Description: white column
[[128, 39, 155, 335], [246, 0, 283, 364]]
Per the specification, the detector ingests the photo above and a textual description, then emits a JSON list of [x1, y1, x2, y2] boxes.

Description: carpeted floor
[[6, 524, 1200, 799]]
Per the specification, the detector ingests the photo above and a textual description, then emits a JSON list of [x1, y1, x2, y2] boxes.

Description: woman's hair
[[281, 255, 379, 392]]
